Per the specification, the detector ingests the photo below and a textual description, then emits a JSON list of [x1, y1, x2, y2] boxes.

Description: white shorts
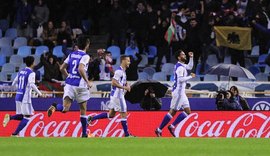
[[170, 92, 190, 111], [108, 96, 127, 112], [63, 84, 90, 103], [16, 101, 34, 115]]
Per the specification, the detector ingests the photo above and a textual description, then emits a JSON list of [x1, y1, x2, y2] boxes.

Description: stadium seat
[[96, 83, 111, 97], [147, 45, 157, 58], [0, 72, 9, 81], [53, 46, 64, 58], [138, 72, 150, 80], [138, 54, 148, 68], [0, 29, 2, 38], [251, 45, 259, 56], [255, 84, 270, 97], [0, 54, 6, 66], [244, 58, 253, 68], [161, 63, 174, 76], [10, 55, 24, 67], [191, 83, 218, 92], [189, 76, 201, 81], [224, 56, 231, 64], [125, 46, 139, 57], [257, 54, 268, 65], [255, 73, 268, 81], [142, 67, 156, 78], [248, 65, 261, 76], [1, 63, 15, 73], [19, 63, 26, 71], [204, 74, 218, 81], [13, 37, 27, 49], [206, 54, 218, 67], [0, 46, 13, 57], [107, 45, 120, 59], [35, 45, 49, 57], [5, 28, 17, 40], [152, 72, 167, 81], [0, 37, 12, 47], [0, 19, 9, 32], [264, 65, 270, 74], [31, 55, 40, 65], [17, 46, 32, 57]]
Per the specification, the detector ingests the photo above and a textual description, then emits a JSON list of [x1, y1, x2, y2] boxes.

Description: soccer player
[[47, 36, 92, 138], [88, 55, 134, 137], [2, 56, 45, 136], [155, 50, 195, 137]]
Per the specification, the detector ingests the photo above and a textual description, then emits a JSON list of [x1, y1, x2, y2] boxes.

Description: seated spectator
[[42, 52, 61, 82], [140, 87, 162, 111], [230, 86, 250, 110], [216, 90, 243, 110], [41, 21, 57, 50]]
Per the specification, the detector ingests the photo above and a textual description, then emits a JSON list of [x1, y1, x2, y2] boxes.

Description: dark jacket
[[140, 95, 162, 111]]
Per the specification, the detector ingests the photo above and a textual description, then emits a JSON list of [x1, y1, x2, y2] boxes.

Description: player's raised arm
[[186, 52, 194, 70]]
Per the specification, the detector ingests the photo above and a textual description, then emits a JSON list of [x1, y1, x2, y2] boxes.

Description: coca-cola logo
[[175, 113, 270, 138], [19, 113, 125, 137]]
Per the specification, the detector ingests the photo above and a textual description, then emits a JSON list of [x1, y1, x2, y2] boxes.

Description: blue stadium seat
[[53, 46, 64, 58], [152, 72, 167, 81], [147, 45, 157, 58], [191, 83, 218, 91], [142, 67, 156, 78], [10, 55, 24, 67], [0, 19, 9, 32], [206, 54, 218, 67], [96, 83, 111, 97], [138, 72, 150, 80], [13, 37, 27, 49], [0, 54, 6, 66], [161, 63, 174, 76], [203, 74, 218, 81], [258, 54, 268, 64], [0, 37, 12, 47], [255, 73, 268, 81], [1, 63, 15, 73], [11, 73, 17, 81], [0, 46, 13, 57], [255, 84, 270, 97], [107, 45, 120, 59], [248, 65, 261, 75], [5, 28, 17, 40], [0, 29, 2, 38], [17, 46, 32, 57], [35, 45, 49, 57], [0, 72, 9, 81], [125, 46, 139, 57], [138, 54, 148, 68]]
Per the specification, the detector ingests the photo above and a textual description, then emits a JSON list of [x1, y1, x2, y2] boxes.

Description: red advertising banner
[[0, 111, 269, 138]]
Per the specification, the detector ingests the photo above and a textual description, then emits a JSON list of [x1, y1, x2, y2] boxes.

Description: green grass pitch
[[0, 138, 269, 156]]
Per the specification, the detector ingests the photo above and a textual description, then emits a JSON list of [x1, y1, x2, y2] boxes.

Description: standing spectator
[[130, 2, 148, 53], [31, 0, 49, 37], [16, 0, 32, 38], [126, 53, 142, 80], [104, 51, 114, 80], [41, 21, 57, 51], [41, 53, 61, 82], [146, 3, 158, 46], [57, 20, 73, 47]]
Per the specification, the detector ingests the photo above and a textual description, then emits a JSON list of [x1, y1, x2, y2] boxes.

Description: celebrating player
[[88, 55, 134, 137], [47, 36, 92, 138], [2, 56, 45, 136], [155, 50, 195, 137]]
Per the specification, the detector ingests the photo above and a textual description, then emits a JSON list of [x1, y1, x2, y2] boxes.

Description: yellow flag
[[214, 26, 252, 50]]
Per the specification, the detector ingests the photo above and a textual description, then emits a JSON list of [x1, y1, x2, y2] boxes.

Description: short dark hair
[[25, 56, 35, 67], [120, 55, 129, 63], [175, 49, 184, 60], [77, 35, 90, 50]]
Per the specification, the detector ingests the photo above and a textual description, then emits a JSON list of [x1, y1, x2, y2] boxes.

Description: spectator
[[104, 51, 114, 80], [31, 0, 49, 37], [16, 0, 32, 38], [216, 90, 243, 110], [40, 52, 61, 82], [126, 53, 142, 80], [41, 21, 57, 51], [88, 49, 104, 81], [140, 86, 162, 110], [230, 86, 250, 110], [57, 20, 73, 47]]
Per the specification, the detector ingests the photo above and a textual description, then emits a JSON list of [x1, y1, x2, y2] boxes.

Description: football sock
[[10, 114, 23, 121], [121, 118, 129, 137], [80, 115, 88, 136], [158, 113, 173, 130], [92, 113, 109, 121], [12, 117, 29, 135], [171, 112, 188, 127]]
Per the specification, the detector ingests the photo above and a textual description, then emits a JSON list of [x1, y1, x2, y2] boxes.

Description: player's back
[[15, 67, 33, 103], [65, 50, 89, 87]]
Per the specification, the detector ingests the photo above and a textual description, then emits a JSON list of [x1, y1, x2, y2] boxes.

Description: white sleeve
[[64, 54, 70, 64], [177, 67, 192, 82], [113, 70, 122, 81], [186, 57, 194, 70], [28, 73, 42, 96], [79, 55, 90, 66], [12, 74, 18, 87]]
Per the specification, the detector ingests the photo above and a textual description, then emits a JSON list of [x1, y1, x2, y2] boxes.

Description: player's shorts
[[63, 84, 90, 104], [16, 101, 34, 115], [108, 96, 127, 112], [170, 91, 190, 111]]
